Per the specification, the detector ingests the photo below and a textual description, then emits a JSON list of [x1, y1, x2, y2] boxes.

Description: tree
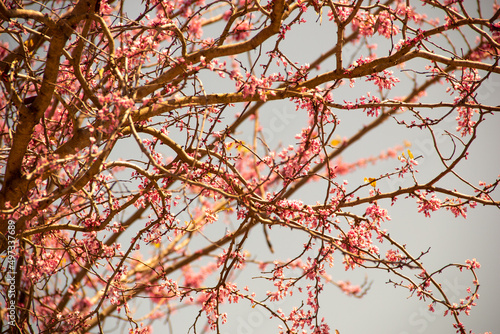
[[0, 0, 499, 333]]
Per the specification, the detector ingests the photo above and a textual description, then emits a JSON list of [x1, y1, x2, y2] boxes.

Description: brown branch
[[133, 0, 286, 99], [0, 0, 99, 211], [332, 184, 499, 209], [81, 219, 256, 332]]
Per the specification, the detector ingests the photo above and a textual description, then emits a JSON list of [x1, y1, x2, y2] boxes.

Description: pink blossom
[[416, 192, 442, 217]]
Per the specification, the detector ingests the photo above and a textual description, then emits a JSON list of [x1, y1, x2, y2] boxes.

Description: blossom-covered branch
[[0, 0, 498, 333]]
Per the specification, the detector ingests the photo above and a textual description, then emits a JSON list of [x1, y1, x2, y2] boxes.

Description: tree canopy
[[0, 0, 499, 333]]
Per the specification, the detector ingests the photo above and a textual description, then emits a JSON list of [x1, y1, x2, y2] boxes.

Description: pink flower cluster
[[235, 73, 277, 101], [366, 69, 400, 90], [446, 68, 481, 136], [200, 283, 239, 330], [416, 191, 442, 217]]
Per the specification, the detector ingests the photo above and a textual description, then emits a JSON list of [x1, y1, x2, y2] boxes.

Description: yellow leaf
[[330, 135, 342, 147], [24, 39, 34, 49], [215, 203, 234, 214], [236, 140, 247, 152], [364, 177, 376, 187], [404, 140, 411, 147], [98, 68, 104, 80], [23, 39, 35, 56], [226, 142, 234, 150], [407, 149, 414, 159]]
